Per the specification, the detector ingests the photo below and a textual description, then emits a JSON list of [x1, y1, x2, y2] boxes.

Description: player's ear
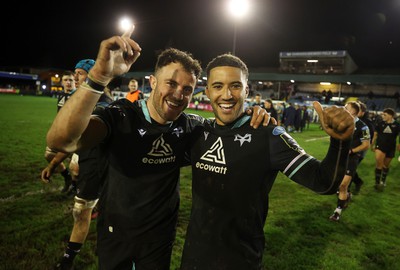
[[205, 87, 211, 99], [245, 85, 249, 98], [149, 75, 157, 90]]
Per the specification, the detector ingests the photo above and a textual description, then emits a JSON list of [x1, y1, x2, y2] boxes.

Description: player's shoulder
[[182, 112, 209, 126], [244, 124, 284, 136], [266, 125, 286, 135]]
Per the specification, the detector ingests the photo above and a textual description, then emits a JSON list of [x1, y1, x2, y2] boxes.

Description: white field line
[[0, 186, 62, 203], [305, 136, 330, 142]]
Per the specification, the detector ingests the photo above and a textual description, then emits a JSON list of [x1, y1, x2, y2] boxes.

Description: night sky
[[2, 0, 400, 71]]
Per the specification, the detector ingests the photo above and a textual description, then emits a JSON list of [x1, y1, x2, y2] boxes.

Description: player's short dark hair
[[265, 99, 273, 105], [383, 108, 396, 116], [155, 48, 202, 80], [62, 70, 75, 77], [206, 53, 249, 80]]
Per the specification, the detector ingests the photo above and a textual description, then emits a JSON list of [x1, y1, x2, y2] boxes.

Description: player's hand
[[246, 106, 277, 129], [89, 26, 142, 85], [313, 101, 354, 141], [41, 166, 53, 183]]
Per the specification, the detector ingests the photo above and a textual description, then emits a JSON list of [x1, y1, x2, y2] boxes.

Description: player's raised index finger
[[122, 25, 135, 38]]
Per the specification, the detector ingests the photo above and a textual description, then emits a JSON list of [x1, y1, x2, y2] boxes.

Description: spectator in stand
[[125, 78, 144, 102], [370, 108, 400, 190], [263, 99, 278, 121], [368, 90, 374, 100], [275, 102, 285, 126], [300, 105, 309, 132], [306, 106, 313, 128], [293, 103, 302, 132], [325, 89, 333, 104], [283, 102, 296, 132]]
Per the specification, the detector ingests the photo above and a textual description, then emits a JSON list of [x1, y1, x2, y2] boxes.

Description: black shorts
[[376, 143, 396, 158], [97, 228, 175, 270], [76, 147, 107, 201], [345, 154, 361, 178]]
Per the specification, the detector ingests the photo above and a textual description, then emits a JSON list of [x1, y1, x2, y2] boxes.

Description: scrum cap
[[74, 59, 95, 73]]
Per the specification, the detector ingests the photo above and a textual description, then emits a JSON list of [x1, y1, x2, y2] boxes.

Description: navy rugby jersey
[[181, 114, 350, 270], [95, 99, 204, 241]]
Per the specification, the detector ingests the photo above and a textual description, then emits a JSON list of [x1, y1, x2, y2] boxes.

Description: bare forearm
[[49, 152, 71, 169], [352, 140, 369, 153], [46, 87, 100, 153]]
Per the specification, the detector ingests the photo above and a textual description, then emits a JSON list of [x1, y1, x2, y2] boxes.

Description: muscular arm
[[46, 89, 106, 153], [352, 139, 369, 154], [46, 27, 141, 153], [275, 136, 351, 195], [274, 101, 354, 194]]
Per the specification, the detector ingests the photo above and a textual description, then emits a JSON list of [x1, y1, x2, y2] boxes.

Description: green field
[[0, 94, 399, 270]]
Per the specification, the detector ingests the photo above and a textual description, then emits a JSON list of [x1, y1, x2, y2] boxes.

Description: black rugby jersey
[[95, 99, 204, 241], [57, 91, 74, 112], [375, 120, 400, 149], [351, 118, 370, 150], [76, 93, 113, 200], [181, 114, 350, 270]]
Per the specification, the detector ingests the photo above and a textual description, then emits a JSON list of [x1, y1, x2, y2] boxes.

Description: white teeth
[[167, 101, 179, 107], [219, 104, 234, 109]]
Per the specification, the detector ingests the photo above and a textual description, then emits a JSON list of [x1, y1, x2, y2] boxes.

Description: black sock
[[337, 198, 347, 209], [61, 168, 71, 178], [382, 168, 389, 184], [63, 242, 82, 262], [375, 168, 382, 184]]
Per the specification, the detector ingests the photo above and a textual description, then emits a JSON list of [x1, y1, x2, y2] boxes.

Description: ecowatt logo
[[142, 134, 176, 164], [197, 137, 228, 175]]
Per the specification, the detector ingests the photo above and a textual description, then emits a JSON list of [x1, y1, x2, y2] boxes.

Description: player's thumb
[[313, 101, 325, 126]]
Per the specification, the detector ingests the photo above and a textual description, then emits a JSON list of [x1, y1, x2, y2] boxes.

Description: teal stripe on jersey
[[232, 115, 251, 129], [288, 156, 313, 178], [283, 152, 305, 174], [140, 99, 152, 123]]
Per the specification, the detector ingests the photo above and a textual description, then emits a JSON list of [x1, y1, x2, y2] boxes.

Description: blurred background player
[[329, 101, 370, 222], [125, 78, 143, 102], [43, 70, 76, 193], [370, 108, 400, 190]]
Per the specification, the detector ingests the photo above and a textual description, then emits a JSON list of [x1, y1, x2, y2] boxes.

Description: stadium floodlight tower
[[227, 0, 250, 55]]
